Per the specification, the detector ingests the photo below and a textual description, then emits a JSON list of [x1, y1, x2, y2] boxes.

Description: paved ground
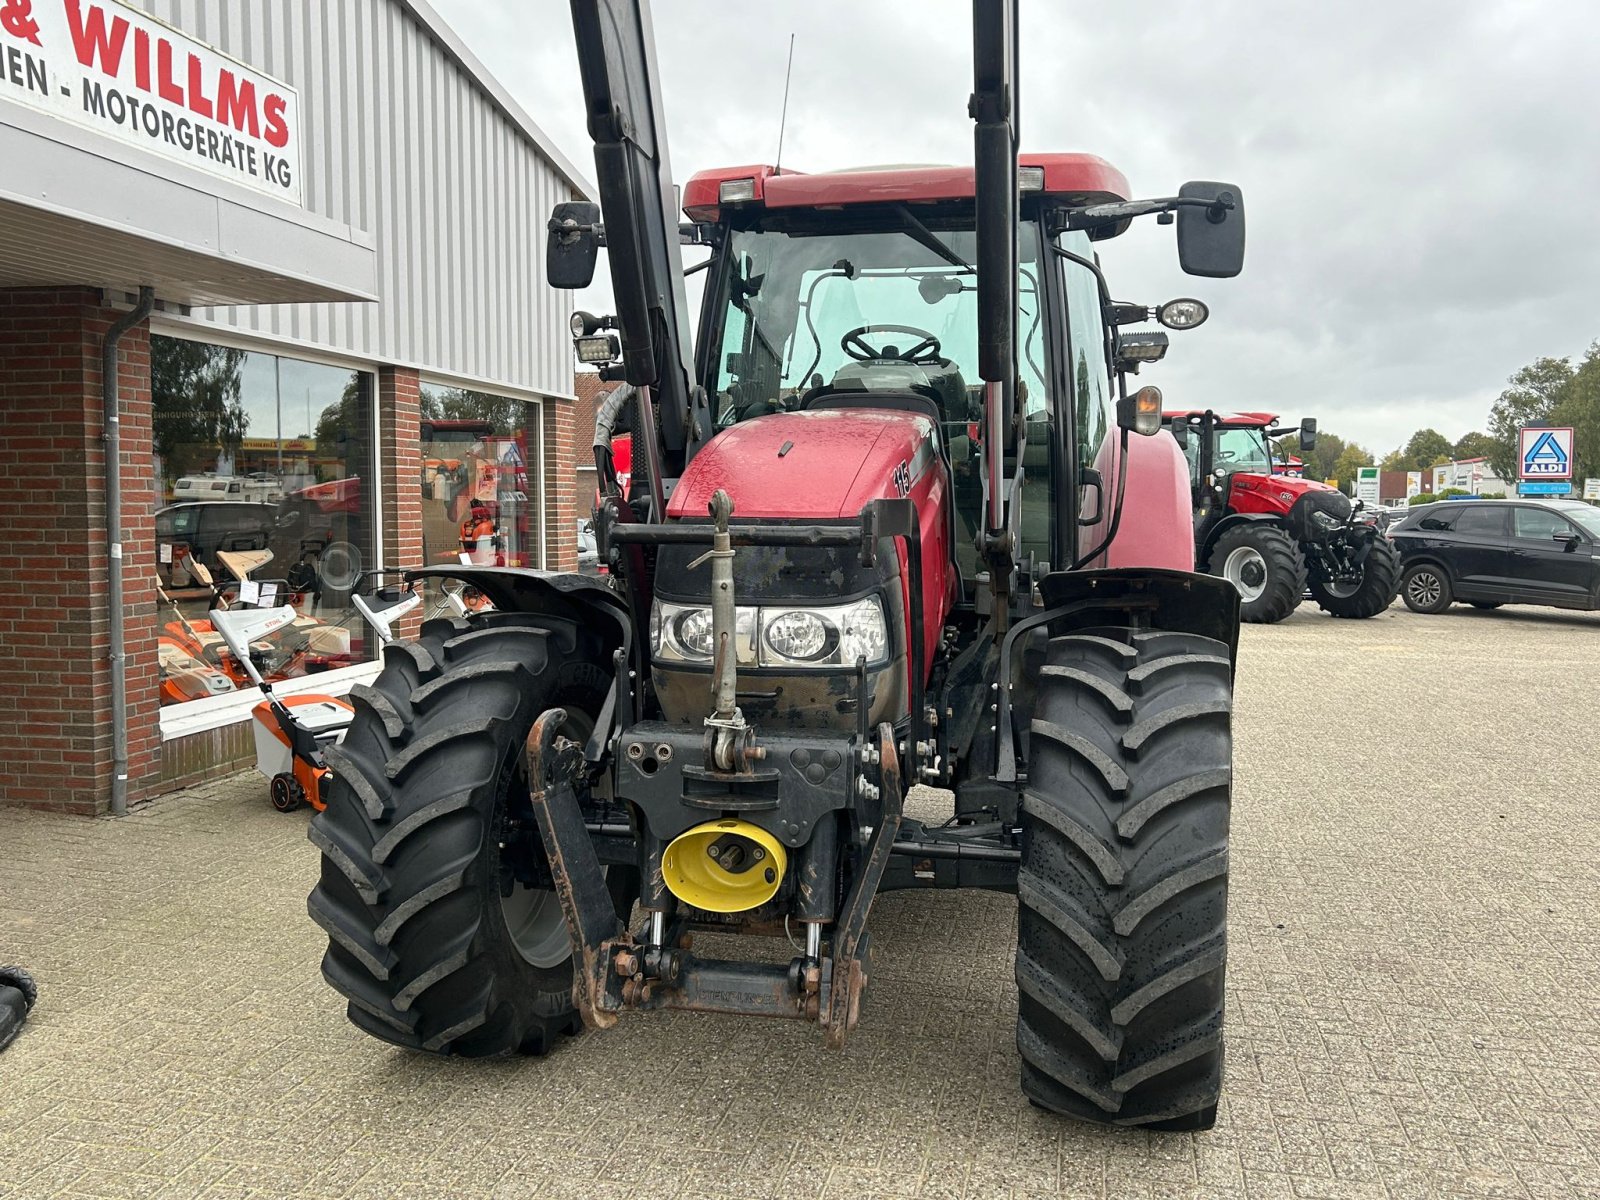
[[2, 603, 1598, 1199]]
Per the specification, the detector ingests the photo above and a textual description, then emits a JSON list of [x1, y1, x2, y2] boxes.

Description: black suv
[[1390, 499, 1600, 613]]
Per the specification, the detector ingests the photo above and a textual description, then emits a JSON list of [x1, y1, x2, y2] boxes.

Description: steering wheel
[[841, 324, 943, 366]]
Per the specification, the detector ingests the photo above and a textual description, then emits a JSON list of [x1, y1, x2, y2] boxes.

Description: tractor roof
[[682, 155, 1131, 224], [1164, 410, 1281, 428]]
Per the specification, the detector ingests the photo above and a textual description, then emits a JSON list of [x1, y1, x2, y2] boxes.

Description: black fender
[[1035, 567, 1241, 669], [405, 566, 642, 742], [971, 567, 1241, 798], [1198, 511, 1287, 567]]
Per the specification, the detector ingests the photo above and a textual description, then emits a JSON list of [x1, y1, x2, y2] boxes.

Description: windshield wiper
[[894, 205, 973, 271]]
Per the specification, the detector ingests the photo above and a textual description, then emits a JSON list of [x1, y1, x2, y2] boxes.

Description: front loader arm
[[971, 0, 1021, 626], [570, 0, 707, 477]]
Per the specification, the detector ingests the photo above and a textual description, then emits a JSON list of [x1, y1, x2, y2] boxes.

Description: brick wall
[[378, 366, 424, 637], [542, 395, 577, 571], [0, 288, 158, 815]]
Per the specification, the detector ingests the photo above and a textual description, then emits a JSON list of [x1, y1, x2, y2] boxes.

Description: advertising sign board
[[1518, 427, 1574, 481], [1355, 466, 1381, 507], [0, 0, 302, 204]]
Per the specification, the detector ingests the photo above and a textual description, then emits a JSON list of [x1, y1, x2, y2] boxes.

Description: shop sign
[[1518, 426, 1573, 480], [1355, 466, 1380, 507], [0, 0, 301, 204], [1406, 470, 1421, 499], [1584, 478, 1600, 501]]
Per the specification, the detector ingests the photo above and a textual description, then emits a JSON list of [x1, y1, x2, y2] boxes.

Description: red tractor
[[1165, 410, 1399, 622], [306, 0, 1248, 1129]]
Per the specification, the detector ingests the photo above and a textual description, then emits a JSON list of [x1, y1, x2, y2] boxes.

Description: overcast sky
[[430, 0, 1600, 456]]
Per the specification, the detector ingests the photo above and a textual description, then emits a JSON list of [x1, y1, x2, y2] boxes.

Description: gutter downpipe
[[105, 286, 155, 818]]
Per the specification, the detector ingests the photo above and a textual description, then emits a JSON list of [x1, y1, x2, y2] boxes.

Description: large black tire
[[307, 612, 625, 1057], [1016, 628, 1232, 1129], [1308, 537, 1400, 618], [1206, 524, 1304, 624], [1401, 563, 1452, 614], [0, 965, 36, 1054]]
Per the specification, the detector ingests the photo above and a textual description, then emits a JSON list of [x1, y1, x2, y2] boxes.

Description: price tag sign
[[237, 579, 261, 606], [158, 543, 173, 564], [259, 583, 280, 607]]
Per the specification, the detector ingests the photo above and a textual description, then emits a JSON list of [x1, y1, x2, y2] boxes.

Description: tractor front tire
[[1206, 524, 1304, 624], [306, 612, 622, 1057], [1308, 537, 1400, 618], [1016, 627, 1232, 1129]]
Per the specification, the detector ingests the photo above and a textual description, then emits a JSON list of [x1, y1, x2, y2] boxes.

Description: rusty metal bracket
[[823, 722, 903, 1048], [525, 707, 630, 1030]]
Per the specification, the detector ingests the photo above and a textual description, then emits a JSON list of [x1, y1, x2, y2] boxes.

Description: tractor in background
[[1166, 410, 1399, 622], [306, 0, 1249, 1129]]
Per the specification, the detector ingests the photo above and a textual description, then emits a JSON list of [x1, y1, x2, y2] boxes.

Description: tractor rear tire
[[306, 612, 625, 1057], [1206, 524, 1304, 624], [1016, 627, 1232, 1129], [1309, 537, 1400, 618]]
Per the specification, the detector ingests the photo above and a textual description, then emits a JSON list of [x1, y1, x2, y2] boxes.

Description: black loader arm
[[569, 0, 707, 477], [971, 0, 1020, 622]]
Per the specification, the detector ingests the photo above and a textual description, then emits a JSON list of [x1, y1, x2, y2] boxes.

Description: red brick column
[[377, 366, 422, 635], [542, 395, 577, 571], [0, 288, 158, 815]]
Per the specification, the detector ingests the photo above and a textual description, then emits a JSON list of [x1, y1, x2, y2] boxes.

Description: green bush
[[1409, 492, 1437, 506]]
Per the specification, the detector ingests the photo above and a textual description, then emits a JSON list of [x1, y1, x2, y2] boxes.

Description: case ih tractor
[[307, 0, 1248, 1129], [1165, 410, 1399, 623]]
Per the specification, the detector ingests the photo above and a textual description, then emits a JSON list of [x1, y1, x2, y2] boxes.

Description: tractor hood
[[1228, 472, 1338, 506], [668, 409, 939, 520]]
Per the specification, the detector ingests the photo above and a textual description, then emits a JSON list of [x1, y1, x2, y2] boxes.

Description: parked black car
[[1389, 499, 1600, 613], [155, 502, 277, 582]]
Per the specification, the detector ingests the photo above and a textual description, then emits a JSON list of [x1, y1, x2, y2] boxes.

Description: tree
[[1399, 428, 1454, 471], [1551, 341, 1600, 484], [151, 337, 248, 480], [1379, 447, 1408, 472], [1487, 356, 1576, 481], [1452, 431, 1496, 461], [421, 386, 528, 434], [1330, 443, 1374, 493], [1275, 430, 1346, 483]]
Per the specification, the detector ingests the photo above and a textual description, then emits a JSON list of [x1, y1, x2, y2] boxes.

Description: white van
[[172, 472, 283, 503]]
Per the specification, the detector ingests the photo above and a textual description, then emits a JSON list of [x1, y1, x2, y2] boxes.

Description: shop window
[[419, 383, 544, 581], [151, 334, 376, 707]]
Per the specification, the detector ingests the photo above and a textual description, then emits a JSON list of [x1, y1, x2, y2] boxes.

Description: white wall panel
[[135, 0, 588, 398]]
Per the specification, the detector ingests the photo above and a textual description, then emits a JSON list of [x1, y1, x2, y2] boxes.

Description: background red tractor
[[1165, 410, 1400, 622]]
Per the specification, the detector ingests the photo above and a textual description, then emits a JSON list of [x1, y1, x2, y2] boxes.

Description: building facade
[[0, 0, 589, 814]]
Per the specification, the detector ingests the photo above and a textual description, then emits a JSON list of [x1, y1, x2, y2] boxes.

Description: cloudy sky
[[429, 0, 1600, 456]]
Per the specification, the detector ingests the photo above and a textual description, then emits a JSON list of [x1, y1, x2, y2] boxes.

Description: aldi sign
[[1518, 426, 1573, 480], [0, 0, 301, 204]]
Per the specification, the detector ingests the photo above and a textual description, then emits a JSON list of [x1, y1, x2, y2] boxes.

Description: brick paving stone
[[2, 604, 1599, 1197]]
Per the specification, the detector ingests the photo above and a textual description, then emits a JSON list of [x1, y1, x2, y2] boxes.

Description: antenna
[[774, 33, 796, 174]]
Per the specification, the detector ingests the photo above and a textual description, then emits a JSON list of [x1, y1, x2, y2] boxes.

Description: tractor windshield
[[1214, 427, 1273, 474], [707, 221, 1048, 427]]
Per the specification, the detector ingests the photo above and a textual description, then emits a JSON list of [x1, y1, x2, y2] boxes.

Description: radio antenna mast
[[774, 33, 796, 174]]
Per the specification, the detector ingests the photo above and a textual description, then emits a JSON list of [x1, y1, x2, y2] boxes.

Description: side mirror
[[1177, 182, 1246, 278], [1170, 423, 1190, 450], [1300, 418, 1317, 453], [1553, 530, 1582, 549], [547, 201, 602, 289]]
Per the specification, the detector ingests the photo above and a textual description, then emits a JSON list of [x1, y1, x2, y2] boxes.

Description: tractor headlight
[[651, 597, 890, 668], [762, 610, 831, 662]]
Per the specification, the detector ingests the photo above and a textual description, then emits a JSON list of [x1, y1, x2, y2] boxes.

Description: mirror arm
[[1067, 194, 1234, 232]]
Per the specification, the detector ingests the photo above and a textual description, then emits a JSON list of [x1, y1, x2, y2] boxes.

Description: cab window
[[1057, 230, 1110, 474]]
